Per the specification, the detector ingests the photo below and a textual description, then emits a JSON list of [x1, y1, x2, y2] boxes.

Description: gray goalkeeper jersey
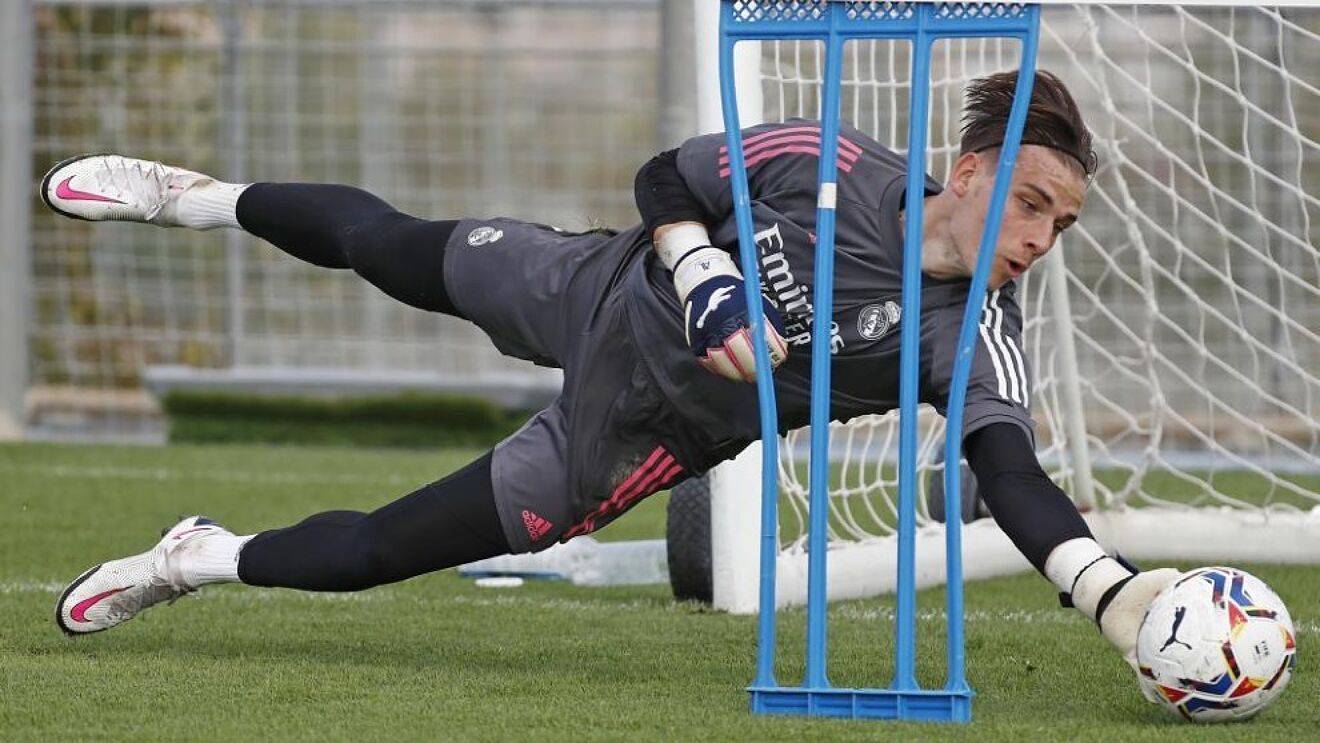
[[621, 119, 1035, 452]]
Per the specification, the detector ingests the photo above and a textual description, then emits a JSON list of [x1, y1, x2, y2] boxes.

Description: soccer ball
[[1135, 566, 1296, 722]]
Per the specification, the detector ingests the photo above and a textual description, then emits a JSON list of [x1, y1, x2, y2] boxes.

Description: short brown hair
[[960, 69, 1096, 178]]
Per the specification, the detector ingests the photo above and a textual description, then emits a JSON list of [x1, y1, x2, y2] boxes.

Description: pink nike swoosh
[[55, 176, 124, 204], [70, 586, 129, 623]]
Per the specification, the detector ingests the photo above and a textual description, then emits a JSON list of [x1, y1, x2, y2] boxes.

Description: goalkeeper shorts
[[443, 218, 735, 553]]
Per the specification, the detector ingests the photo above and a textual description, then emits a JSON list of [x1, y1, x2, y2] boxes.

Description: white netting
[[759, 4, 1320, 554]]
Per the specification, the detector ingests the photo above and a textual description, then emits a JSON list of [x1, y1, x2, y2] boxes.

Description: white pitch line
[[3, 581, 1315, 634], [0, 462, 422, 487], [0, 581, 64, 595]]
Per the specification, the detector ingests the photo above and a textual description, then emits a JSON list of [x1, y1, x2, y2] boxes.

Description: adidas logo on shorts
[[521, 509, 553, 542]]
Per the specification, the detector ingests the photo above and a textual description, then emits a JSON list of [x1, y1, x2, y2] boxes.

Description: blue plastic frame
[[717, 1, 1041, 723]]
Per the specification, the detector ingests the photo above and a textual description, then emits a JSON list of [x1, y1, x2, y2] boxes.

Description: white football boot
[[40, 153, 215, 226], [55, 516, 232, 635]]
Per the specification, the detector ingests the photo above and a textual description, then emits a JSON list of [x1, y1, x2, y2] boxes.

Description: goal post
[[694, 0, 769, 614], [695, 1, 1320, 613]]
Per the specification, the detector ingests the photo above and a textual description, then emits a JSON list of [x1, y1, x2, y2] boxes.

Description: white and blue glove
[[660, 224, 788, 382]]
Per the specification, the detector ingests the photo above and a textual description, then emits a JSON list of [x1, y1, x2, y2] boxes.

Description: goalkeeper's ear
[[946, 150, 984, 197]]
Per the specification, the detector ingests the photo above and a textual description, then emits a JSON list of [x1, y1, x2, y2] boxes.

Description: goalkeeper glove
[[1091, 567, 1182, 670], [1051, 540, 1180, 696], [679, 252, 789, 381], [657, 225, 787, 383]]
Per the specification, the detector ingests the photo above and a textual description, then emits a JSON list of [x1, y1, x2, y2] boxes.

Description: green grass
[[160, 390, 536, 449], [1, 442, 1316, 741]]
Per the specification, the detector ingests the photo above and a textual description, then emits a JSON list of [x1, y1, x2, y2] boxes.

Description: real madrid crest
[[467, 226, 503, 247], [857, 300, 901, 340]]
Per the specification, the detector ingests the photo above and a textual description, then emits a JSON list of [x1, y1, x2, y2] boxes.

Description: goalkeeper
[[44, 70, 1174, 675]]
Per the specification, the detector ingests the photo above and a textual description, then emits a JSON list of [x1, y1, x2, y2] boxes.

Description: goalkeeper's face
[[947, 145, 1086, 288]]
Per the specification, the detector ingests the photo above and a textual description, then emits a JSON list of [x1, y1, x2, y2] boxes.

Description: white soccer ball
[[1135, 566, 1296, 722]]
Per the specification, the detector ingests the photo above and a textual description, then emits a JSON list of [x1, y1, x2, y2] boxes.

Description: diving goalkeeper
[[43, 70, 1175, 677]]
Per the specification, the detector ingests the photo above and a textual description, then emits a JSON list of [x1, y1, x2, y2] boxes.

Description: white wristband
[[672, 247, 742, 303], [655, 223, 714, 271]]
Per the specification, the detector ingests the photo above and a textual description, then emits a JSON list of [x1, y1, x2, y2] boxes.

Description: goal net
[[703, 2, 1320, 612]]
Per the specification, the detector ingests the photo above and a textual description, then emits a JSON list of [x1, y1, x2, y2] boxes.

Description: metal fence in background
[[4, 0, 1316, 455], [11, 0, 671, 439]]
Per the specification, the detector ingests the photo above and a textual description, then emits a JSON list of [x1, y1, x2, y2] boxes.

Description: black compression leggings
[[238, 453, 510, 591], [235, 182, 463, 316], [231, 184, 509, 590]]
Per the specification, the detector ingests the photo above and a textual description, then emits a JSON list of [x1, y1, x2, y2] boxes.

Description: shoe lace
[[93, 157, 175, 220], [100, 548, 197, 624], [102, 582, 193, 625]]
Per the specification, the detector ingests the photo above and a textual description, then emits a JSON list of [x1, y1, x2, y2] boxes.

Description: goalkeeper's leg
[[233, 182, 464, 316], [40, 154, 462, 315], [56, 451, 511, 634], [235, 452, 508, 590]]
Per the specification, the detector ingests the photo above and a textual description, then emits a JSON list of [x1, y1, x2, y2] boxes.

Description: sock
[[1043, 537, 1134, 621], [176, 181, 250, 230], [173, 532, 255, 587]]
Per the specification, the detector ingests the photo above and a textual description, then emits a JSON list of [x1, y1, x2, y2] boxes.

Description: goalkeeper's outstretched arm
[[965, 422, 1179, 671]]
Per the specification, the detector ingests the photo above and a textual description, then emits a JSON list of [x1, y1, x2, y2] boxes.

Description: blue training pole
[[892, 11, 931, 693], [720, 0, 1041, 723], [717, 26, 782, 692], [941, 22, 1041, 694], [803, 19, 848, 693]]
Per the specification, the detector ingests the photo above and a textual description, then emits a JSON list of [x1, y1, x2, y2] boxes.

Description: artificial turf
[[1, 442, 1314, 741]]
